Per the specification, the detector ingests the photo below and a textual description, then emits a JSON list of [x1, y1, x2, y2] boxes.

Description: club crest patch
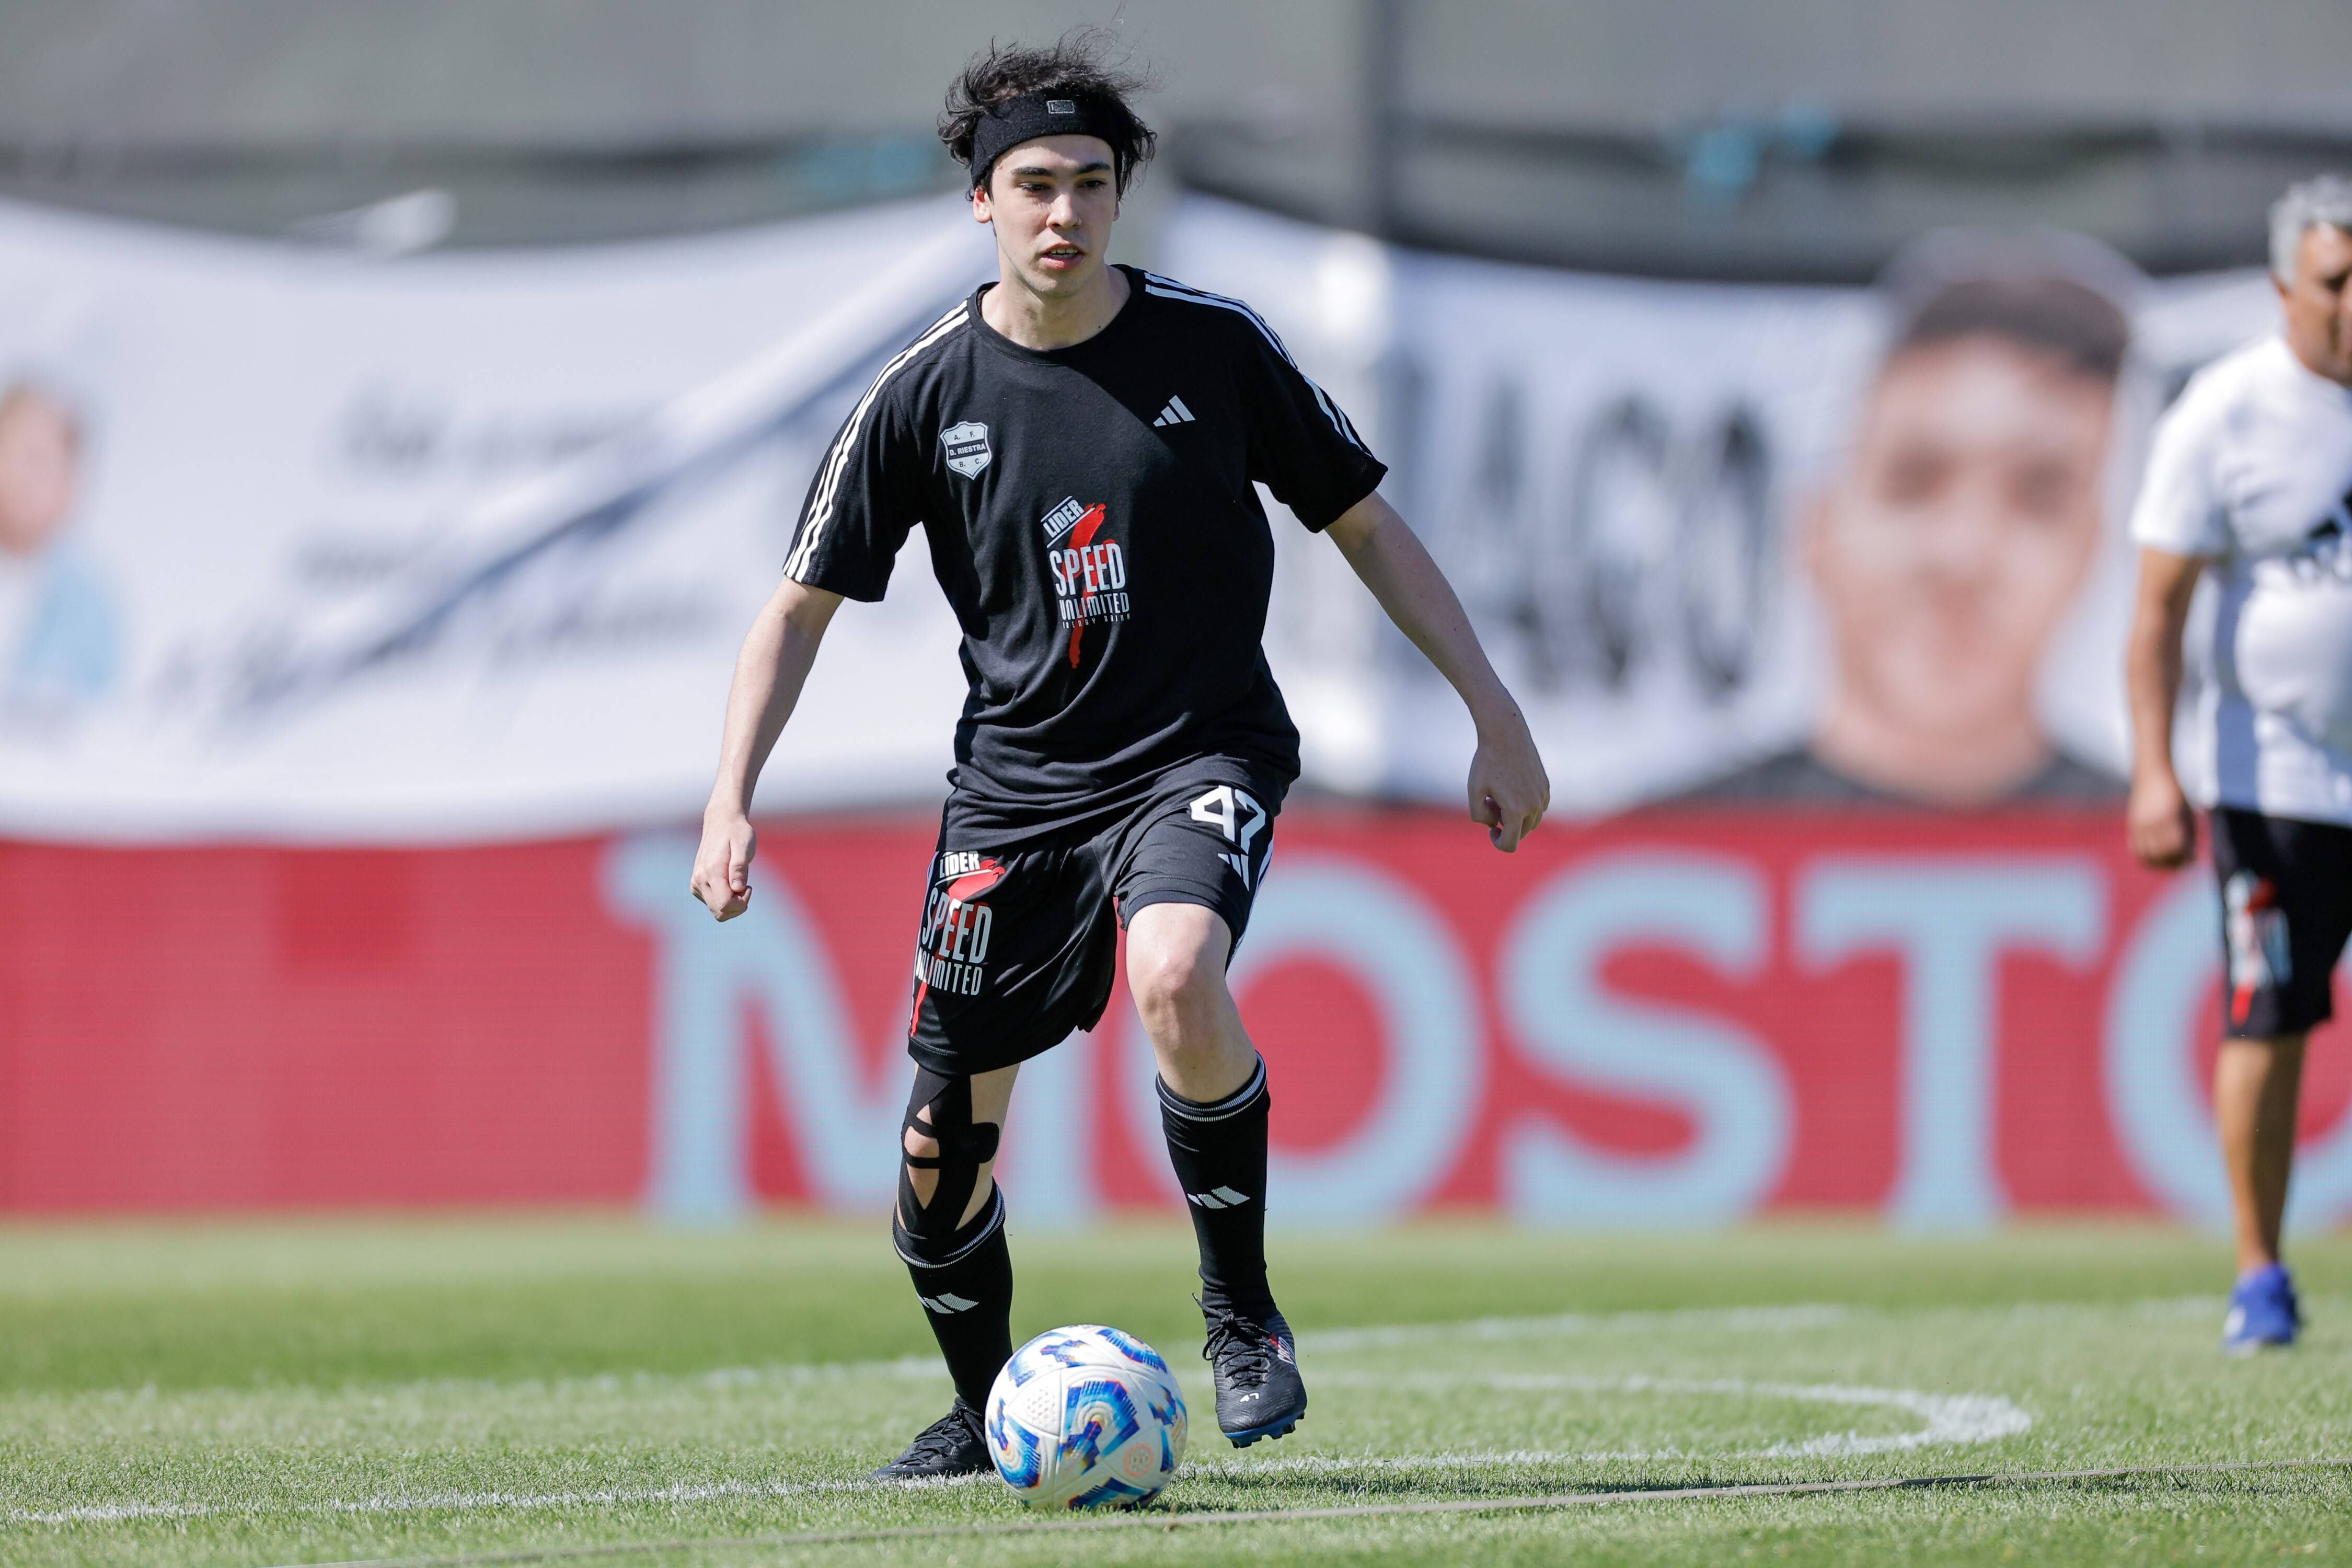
[[942, 421, 993, 478]]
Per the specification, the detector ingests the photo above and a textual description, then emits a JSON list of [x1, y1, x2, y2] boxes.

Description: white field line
[[1290, 1371, 2032, 1459], [8, 1327, 2037, 1528], [252, 1460, 2352, 1568], [21, 1294, 2239, 1529], [6, 1473, 993, 1527]]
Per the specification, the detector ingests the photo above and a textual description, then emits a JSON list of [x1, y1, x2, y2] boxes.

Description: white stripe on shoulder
[[1140, 273, 1371, 456], [786, 303, 969, 580]]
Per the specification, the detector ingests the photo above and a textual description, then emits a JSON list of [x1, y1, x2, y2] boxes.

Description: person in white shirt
[[2126, 174, 2352, 1353]]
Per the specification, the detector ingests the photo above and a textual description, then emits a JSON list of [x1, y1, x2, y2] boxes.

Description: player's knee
[[1129, 939, 1225, 1041]]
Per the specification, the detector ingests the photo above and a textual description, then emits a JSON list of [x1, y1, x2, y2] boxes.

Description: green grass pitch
[[3, 1217, 2348, 1566]]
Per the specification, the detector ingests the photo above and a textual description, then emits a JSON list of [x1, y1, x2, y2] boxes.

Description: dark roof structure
[[4, 0, 2349, 276]]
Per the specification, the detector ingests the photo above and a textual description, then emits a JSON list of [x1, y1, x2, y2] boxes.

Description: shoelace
[[901, 1406, 979, 1463], [1201, 1317, 1277, 1391]]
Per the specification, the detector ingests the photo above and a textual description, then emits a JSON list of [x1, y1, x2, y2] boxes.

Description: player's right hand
[[2126, 770, 2196, 871], [1469, 708, 1551, 854], [690, 811, 758, 920]]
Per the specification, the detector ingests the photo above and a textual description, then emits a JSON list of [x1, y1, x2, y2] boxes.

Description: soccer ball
[[984, 1324, 1187, 1509]]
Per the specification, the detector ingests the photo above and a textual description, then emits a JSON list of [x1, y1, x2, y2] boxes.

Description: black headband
[[969, 91, 1128, 191]]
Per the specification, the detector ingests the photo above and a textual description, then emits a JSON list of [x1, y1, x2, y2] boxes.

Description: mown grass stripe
[[266, 1459, 2352, 1568]]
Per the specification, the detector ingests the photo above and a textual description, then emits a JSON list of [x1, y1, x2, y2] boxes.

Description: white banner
[[0, 195, 993, 841], [1165, 198, 2278, 814], [0, 191, 2290, 841]]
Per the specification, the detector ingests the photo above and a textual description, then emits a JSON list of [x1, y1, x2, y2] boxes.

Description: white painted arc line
[[7, 1371, 2027, 1524], [1303, 1371, 2034, 1457], [253, 1461, 2352, 1568], [10, 1295, 2240, 1527]]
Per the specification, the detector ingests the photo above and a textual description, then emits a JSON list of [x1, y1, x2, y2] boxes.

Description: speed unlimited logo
[[908, 851, 1005, 1033], [1040, 496, 1130, 666]]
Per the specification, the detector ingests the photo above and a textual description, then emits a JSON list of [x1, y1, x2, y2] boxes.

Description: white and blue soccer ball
[[984, 1324, 1187, 1509]]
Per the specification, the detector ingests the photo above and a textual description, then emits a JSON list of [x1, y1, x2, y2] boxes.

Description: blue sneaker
[[2222, 1264, 2301, 1354]]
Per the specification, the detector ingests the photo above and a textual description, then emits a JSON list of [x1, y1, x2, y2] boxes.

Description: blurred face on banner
[[972, 135, 1120, 303], [1804, 288, 2120, 803], [0, 385, 81, 560]]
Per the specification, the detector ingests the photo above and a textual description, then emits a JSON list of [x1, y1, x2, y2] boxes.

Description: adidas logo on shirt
[[1185, 1186, 1253, 1209], [1151, 395, 1196, 428]]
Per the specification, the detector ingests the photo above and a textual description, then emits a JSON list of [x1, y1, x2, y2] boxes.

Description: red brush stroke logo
[[1067, 503, 1108, 667], [944, 861, 1007, 903]]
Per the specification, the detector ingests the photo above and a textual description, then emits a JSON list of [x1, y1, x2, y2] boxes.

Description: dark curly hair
[[938, 29, 1159, 196]]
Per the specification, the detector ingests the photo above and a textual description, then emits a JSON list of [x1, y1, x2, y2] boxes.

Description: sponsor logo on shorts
[[2286, 508, 2352, 584], [909, 852, 1005, 1026], [2223, 870, 2292, 1027]]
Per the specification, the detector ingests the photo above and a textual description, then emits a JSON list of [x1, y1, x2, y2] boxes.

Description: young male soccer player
[[2126, 174, 2352, 1353], [687, 35, 1549, 1474]]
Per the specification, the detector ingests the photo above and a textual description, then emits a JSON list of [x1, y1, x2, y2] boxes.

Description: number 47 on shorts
[[1190, 785, 1268, 889]]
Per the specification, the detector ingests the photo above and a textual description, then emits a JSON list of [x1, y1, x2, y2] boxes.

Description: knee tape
[[894, 1068, 1003, 1263]]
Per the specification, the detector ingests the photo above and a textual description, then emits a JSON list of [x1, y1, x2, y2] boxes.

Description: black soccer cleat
[[871, 1399, 993, 1480], [1202, 1302, 1307, 1446]]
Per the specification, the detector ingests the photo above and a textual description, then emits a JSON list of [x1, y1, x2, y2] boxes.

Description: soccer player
[[2126, 174, 2352, 1353], [688, 34, 1549, 1474]]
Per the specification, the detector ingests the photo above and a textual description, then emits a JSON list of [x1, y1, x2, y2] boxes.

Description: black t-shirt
[[783, 266, 1387, 844]]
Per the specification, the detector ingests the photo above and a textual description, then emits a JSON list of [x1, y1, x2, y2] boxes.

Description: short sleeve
[[1229, 309, 1388, 531], [2129, 379, 2229, 559], [782, 378, 923, 601]]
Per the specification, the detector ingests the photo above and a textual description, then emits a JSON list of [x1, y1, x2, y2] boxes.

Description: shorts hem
[[1119, 884, 1251, 949], [2221, 1001, 2335, 1041], [905, 995, 1114, 1079]]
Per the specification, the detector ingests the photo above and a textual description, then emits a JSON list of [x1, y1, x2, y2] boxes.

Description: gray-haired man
[[2126, 175, 2352, 1352]]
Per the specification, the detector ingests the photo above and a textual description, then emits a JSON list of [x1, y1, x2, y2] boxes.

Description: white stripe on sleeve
[[1140, 273, 1374, 457], [785, 304, 967, 581]]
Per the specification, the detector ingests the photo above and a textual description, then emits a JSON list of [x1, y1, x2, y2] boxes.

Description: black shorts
[[2211, 807, 2352, 1039], [904, 760, 1284, 1077]]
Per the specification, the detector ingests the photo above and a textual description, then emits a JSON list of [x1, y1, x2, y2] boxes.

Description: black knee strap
[[900, 1108, 1000, 1170], [896, 1068, 1002, 1261]]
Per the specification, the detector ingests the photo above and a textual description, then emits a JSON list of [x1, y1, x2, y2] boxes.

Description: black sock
[[895, 1186, 1013, 1412], [1159, 1055, 1275, 1320]]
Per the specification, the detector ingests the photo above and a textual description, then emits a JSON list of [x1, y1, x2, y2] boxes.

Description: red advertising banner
[[3, 811, 2346, 1226]]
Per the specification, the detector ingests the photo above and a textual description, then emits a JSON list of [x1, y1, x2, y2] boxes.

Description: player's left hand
[[1469, 708, 1550, 852]]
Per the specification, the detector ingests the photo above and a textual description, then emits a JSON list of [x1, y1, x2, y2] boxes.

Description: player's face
[[1808, 338, 2111, 743], [2277, 222, 2352, 386], [0, 391, 80, 559], [972, 135, 1119, 299]]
